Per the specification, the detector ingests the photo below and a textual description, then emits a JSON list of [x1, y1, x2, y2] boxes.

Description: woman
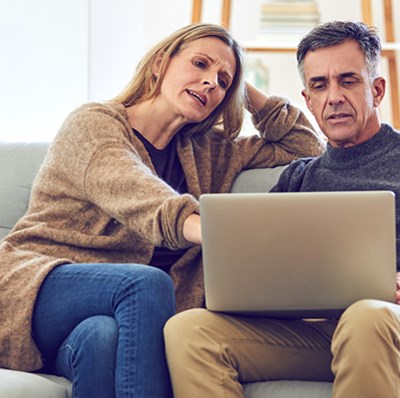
[[0, 23, 323, 397]]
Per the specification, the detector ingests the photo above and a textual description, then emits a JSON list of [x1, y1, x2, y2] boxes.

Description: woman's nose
[[202, 73, 218, 90]]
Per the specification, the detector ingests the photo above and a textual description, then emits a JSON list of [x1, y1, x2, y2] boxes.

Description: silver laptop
[[200, 191, 397, 318]]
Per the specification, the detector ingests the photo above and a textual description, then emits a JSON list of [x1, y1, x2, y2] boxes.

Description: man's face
[[301, 40, 386, 148]]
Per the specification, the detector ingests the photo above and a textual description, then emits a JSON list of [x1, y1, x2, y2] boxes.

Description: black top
[[134, 130, 188, 272]]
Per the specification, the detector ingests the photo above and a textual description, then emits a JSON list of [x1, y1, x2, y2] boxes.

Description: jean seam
[[59, 344, 78, 398]]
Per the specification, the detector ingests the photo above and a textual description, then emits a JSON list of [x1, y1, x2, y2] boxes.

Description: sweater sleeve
[[84, 143, 199, 249], [270, 157, 316, 192], [50, 103, 199, 250], [235, 96, 325, 169]]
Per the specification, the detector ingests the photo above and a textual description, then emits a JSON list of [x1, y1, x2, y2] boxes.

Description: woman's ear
[[152, 51, 164, 78], [372, 76, 386, 107]]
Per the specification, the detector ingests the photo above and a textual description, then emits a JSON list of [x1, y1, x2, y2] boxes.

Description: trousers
[[32, 263, 175, 398], [164, 299, 400, 398]]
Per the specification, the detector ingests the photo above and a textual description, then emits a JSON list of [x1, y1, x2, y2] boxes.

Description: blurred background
[[0, 0, 398, 141]]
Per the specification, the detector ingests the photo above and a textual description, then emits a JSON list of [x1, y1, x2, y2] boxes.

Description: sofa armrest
[[231, 166, 287, 194]]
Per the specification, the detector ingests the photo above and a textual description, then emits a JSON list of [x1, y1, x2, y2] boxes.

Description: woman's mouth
[[187, 89, 207, 106]]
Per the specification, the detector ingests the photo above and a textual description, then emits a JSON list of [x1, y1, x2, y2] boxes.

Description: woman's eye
[[218, 78, 228, 89], [194, 59, 206, 68]]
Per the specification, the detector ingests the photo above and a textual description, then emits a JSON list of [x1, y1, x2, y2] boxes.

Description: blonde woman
[[0, 23, 323, 398]]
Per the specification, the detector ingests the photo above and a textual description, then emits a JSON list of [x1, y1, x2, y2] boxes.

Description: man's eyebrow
[[339, 72, 359, 78], [309, 76, 327, 84], [309, 72, 359, 83]]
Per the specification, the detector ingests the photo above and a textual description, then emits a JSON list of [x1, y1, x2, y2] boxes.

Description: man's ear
[[301, 89, 314, 113], [372, 76, 386, 107]]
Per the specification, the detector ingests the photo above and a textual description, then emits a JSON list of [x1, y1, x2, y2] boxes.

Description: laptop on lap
[[200, 191, 397, 318]]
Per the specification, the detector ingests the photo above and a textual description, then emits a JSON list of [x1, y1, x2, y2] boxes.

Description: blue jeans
[[32, 263, 176, 398]]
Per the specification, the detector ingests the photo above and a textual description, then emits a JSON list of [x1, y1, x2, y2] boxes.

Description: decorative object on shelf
[[258, 0, 320, 42], [245, 57, 270, 94]]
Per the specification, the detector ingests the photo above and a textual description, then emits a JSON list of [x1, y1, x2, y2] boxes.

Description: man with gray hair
[[164, 21, 400, 398]]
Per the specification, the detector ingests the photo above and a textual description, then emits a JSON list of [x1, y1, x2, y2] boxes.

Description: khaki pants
[[164, 299, 400, 398]]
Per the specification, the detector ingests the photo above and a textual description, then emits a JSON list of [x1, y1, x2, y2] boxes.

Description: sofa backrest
[[0, 141, 285, 241], [0, 142, 49, 240]]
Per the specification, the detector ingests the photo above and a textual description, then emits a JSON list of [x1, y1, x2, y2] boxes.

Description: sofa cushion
[[0, 369, 72, 398], [231, 166, 287, 194], [244, 380, 332, 398]]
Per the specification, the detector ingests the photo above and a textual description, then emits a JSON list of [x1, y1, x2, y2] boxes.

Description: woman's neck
[[126, 100, 185, 150]]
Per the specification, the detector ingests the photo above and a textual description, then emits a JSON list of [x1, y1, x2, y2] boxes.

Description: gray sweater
[[272, 123, 400, 270]]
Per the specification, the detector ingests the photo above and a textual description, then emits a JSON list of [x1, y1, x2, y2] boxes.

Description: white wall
[[0, 0, 89, 141], [0, 0, 148, 142], [0, 0, 398, 142]]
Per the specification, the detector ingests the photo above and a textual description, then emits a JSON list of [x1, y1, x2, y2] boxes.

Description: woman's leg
[[32, 263, 175, 398], [55, 315, 118, 398], [164, 308, 336, 398], [332, 299, 400, 398]]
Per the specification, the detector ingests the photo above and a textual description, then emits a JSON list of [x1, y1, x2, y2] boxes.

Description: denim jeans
[[32, 263, 176, 398]]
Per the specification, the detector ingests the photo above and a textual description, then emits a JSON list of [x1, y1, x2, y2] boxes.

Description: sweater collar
[[323, 124, 397, 168]]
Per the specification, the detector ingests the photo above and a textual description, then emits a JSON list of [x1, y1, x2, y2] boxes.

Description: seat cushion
[[243, 380, 332, 398], [0, 369, 72, 398]]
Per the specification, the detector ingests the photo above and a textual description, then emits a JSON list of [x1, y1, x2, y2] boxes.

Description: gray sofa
[[0, 141, 333, 398]]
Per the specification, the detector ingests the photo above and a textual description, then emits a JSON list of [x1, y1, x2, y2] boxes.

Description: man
[[164, 21, 400, 398]]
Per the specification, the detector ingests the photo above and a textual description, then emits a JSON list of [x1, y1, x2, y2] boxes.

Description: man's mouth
[[327, 113, 352, 121], [187, 89, 207, 106]]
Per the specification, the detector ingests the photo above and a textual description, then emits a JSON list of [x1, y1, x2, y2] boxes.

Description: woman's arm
[[245, 82, 269, 114], [234, 84, 325, 169]]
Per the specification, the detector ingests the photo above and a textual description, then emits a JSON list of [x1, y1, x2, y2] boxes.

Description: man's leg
[[332, 299, 400, 398], [164, 308, 336, 398]]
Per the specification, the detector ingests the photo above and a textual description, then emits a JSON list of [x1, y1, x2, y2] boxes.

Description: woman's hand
[[183, 213, 202, 245], [245, 81, 269, 114], [396, 272, 400, 304]]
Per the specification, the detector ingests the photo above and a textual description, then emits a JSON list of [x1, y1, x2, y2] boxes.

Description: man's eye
[[342, 80, 356, 86], [312, 83, 326, 91]]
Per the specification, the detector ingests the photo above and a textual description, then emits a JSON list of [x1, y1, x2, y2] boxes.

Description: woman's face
[[157, 37, 237, 124]]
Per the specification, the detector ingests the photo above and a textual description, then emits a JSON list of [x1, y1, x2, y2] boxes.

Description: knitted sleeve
[[47, 103, 199, 250], [235, 96, 325, 169]]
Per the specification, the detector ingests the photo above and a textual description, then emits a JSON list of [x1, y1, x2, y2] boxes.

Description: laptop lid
[[200, 191, 397, 318]]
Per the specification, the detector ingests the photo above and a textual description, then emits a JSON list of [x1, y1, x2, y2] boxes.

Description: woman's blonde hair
[[110, 23, 246, 139]]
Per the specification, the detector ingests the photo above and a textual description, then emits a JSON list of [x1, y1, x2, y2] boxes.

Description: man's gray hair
[[297, 21, 382, 86]]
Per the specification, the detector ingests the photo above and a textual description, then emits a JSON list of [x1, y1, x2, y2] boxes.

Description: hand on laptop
[[183, 213, 202, 245]]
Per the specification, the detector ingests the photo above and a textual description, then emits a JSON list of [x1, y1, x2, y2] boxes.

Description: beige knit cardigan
[[0, 97, 324, 371]]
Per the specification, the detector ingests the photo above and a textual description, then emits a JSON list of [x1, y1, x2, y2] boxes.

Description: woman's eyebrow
[[194, 52, 234, 81]]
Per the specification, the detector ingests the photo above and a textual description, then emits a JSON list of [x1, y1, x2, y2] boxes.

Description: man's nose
[[327, 83, 345, 105]]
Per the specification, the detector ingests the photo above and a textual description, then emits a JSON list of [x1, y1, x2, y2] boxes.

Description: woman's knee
[[56, 316, 118, 379], [114, 265, 175, 314], [71, 315, 118, 357]]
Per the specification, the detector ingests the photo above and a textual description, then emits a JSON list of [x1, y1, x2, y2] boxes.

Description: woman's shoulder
[[66, 102, 128, 124]]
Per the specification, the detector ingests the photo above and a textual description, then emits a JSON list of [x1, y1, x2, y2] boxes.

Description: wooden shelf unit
[[192, 0, 400, 129]]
